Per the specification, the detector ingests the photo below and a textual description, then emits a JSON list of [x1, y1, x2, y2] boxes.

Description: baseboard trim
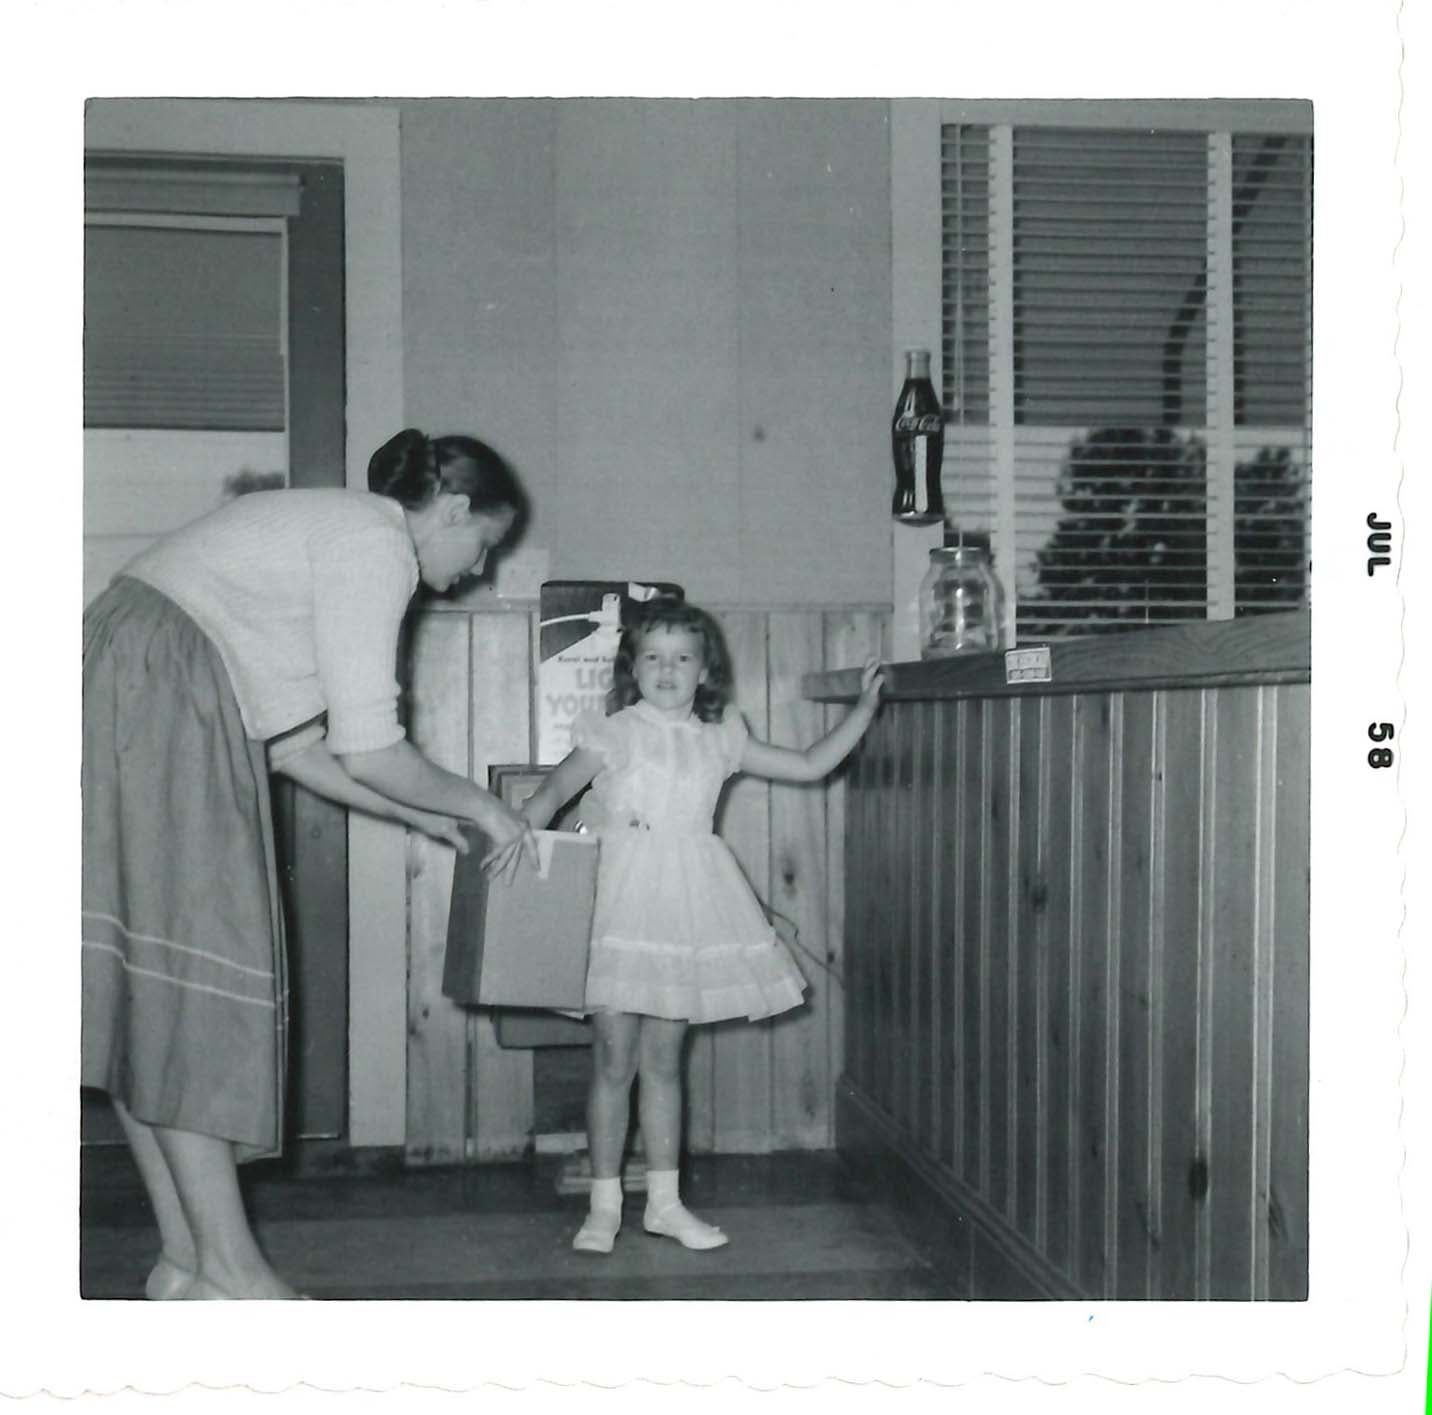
[[837, 1080, 1087, 1301]]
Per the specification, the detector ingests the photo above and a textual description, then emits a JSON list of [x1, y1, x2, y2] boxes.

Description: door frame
[[84, 100, 410, 1148]]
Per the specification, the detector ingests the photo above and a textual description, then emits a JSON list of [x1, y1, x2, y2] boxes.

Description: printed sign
[[1005, 645, 1053, 686]]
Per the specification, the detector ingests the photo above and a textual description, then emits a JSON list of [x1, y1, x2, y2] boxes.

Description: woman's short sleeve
[[718, 706, 750, 775], [571, 709, 627, 767], [266, 715, 327, 769]]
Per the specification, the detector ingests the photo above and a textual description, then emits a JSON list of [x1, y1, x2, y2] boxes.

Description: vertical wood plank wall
[[841, 679, 1311, 1300], [403, 603, 888, 1164]]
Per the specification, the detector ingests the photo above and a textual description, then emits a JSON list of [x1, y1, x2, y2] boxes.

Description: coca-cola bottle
[[891, 348, 945, 525]]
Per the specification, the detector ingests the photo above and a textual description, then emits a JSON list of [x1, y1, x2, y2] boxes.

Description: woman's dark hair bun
[[368, 427, 527, 534], [367, 428, 437, 506]]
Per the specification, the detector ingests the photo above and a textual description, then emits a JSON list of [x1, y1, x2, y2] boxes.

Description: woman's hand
[[401, 808, 473, 853], [479, 798, 540, 882]]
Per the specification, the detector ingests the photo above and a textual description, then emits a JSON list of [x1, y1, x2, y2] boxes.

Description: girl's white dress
[[572, 700, 807, 1023]]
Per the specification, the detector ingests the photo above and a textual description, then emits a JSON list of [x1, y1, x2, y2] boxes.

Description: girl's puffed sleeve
[[571, 708, 627, 769], [718, 705, 750, 776]]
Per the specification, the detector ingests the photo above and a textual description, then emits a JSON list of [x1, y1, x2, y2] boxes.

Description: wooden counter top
[[803, 609, 1310, 703]]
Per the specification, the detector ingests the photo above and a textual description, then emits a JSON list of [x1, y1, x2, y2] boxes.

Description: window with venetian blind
[[937, 110, 1312, 638], [84, 166, 299, 432]]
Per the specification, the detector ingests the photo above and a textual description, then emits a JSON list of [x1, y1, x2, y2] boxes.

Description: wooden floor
[[80, 1147, 966, 1301]]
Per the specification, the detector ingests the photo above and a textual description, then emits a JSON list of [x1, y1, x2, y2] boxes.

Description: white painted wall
[[398, 98, 893, 610], [83, 429, 288, 604]]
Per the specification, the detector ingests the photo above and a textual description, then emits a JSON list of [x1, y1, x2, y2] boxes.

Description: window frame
[[891, 98, 1312, 645]]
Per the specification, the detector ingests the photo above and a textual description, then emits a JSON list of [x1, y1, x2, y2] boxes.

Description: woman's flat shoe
[[144, 1255, 197, 1301]]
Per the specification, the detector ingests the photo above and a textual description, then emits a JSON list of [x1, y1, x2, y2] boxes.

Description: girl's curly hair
[[607, 598, 734, 723]]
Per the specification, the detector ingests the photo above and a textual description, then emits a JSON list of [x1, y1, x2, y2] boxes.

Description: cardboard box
[[442, 830, 600, 1009], [537, 580, 683, 763]]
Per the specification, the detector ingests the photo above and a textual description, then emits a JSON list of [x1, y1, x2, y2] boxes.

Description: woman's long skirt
[[81, 577, 287, 1161]]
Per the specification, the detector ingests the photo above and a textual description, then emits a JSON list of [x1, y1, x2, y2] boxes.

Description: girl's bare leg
[[572, 1012, 641, 1253], [638, 1017, 726, 1250], [587, 1012, 640, 1179], [634, 1016, 687, 1171], [110, 1099, 197, 1299], [146, 1122, 297, 1299]]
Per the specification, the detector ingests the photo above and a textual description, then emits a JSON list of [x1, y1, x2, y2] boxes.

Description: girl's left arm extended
[[738, 658, 885, 785]]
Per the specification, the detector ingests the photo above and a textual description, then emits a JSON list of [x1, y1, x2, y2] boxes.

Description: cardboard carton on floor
[[442, 830, 599, 1010]]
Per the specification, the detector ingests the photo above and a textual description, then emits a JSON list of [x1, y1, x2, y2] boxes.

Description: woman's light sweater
[[125, 489, 418, 758]]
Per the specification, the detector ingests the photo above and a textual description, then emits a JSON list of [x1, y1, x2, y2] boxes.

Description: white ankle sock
[[590, 1176, 622, 1213], [645, 1169, 679, 1210]]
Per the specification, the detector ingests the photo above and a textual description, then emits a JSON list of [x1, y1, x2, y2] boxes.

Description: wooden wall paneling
[[851, 713, 877, 1110], [985, 698, 1017, 1223], [1072, 692, 1114, 1297], [822, 949, 848, 1136], [908, 701, 936, 1147], [1114, 690, 1156, 1298], [1013, 696, 1043, 1248], [924, 704, 947, 1163], [900, 704, 922, 1130], [878, 705, 905, 1125], [816, 618, 1309, 1300], [1156, 687, 1206, 1298], [1268, 683, 1311, 1299], [712, 611, 774, 1152], [1100, 694, 1126, 1294], [686, 962, 718, 1152], [466, 612, 536, 1161], [845, 736, 877, 1097], [963, 699, 990, 1197], [870, 718, 893, 1117], [1250, 685, 1279, 1300], [937, 701, 964, 1175], [1141, 690, 1170, 1299], [1060, 694, 1085, 1291], [1206, 685, 1262, 1299], [768, 611, 832, 1148], [1039, 694, 1076, 1278], [1194, 688, 1218, 1298], [403, 613, 473, 1164], [822, 610, 886, 1103]]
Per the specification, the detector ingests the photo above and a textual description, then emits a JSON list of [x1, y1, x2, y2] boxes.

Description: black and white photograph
[[8, 0, 1429, 1406]]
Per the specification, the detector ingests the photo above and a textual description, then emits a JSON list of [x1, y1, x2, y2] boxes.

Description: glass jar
[[919, 542, 1008, 658]]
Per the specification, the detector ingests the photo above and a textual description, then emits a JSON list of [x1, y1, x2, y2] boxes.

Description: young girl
[[520, 599, 883, 1253]]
